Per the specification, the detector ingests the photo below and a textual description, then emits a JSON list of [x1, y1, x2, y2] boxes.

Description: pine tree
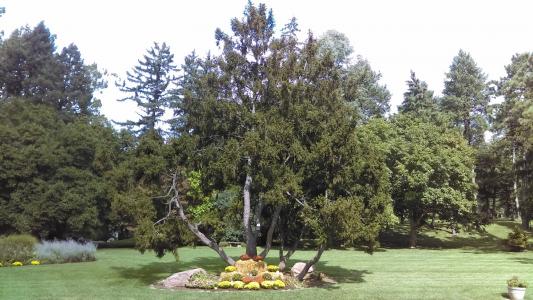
[[0, 22, 59, 104], [117, 42, 177, 135], [399, 71, 437, 116], [442, 50, 489, 146], [56, 44, 105, 115]]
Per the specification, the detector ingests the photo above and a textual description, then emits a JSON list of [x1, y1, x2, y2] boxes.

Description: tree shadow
[[314, 260, 370, 284], [379, 225, 507, 253], [508, 257, 533, 264], [111, 256, 226, 285], [110, 254, 369, 289]]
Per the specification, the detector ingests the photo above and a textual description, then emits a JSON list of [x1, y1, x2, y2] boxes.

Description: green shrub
[[262, 272, 273, 280], [508, 276, 528, 288], [35, 240, 96, 264], [250, 269, 258, 276], [232, 272, 243, 281], [0, 234, 37, 264], [507, 227, 529, 251]]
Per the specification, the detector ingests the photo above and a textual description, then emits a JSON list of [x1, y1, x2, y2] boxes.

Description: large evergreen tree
[[140, 3, 394, 273], [0, 100, 120, 239], [398, 71, 437, 116], [493, 52, 533, 227], [0, 22, 103, 115], [442, 50, 489, 146], [117, 42, 178, 135]]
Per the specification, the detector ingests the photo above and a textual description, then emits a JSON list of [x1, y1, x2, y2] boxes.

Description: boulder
[[156, 268, 206, 289], [291, 262, 314, 277]]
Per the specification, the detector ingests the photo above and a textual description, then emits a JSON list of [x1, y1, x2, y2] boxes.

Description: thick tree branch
[[296, 243, 326, 281], [259, 205, 282, 258], [161, 173, 235, 265]]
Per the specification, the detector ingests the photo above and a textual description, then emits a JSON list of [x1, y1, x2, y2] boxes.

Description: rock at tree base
[[291, 262, 314, 277], [156, 268, 206, 288], [234, 259, 266, 274]]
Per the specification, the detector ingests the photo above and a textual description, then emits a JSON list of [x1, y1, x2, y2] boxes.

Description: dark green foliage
[[117, 42, 177, 134], [442, 50, 489, 147], [262, 272, 272, 280], [399, 71, 437, 116], [388, 114, 477, 247], [492, 52, 533, 227], [0, 234, 37, 264], [506, 227, 529, 251], [0, 100, 120, 239], [0, 22, 104, 115], [476, 140, 514, 220]]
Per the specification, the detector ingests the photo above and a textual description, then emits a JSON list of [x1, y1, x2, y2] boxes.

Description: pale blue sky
[[1, 0, 532, 123]]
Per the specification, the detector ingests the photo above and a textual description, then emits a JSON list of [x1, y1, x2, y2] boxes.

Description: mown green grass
[[0, 222, 531, 300]]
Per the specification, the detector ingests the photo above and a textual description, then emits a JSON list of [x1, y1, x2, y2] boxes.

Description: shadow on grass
[[508, 257, 533, 264], [315, 261, 370, 284], [111, 256, 226, 285], [379, 225, 506, 253], [500, 292, 511, 299]]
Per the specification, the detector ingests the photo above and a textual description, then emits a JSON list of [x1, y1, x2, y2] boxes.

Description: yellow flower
[[0, 262, 3, 267], [12, 261, 23, 266], [224, 265, 236, 272], [273, 279, 285, 289], [31, 260, 40, 265]]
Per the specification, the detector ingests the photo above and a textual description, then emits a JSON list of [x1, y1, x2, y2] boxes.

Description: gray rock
[[291, 262, 314, 277], [156, 268, 206, 289]]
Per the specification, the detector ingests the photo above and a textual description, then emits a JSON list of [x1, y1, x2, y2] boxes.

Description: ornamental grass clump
[[0, 234, 37, 264], [35, 240, 96, 264]]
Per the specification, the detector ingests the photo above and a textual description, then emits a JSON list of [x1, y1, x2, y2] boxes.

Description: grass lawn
[[1, 222, 532, 300]]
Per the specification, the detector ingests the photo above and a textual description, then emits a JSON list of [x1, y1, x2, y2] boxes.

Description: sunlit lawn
[[1, 222, 531, 300]]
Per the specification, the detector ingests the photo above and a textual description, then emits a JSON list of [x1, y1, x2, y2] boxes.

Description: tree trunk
[[464, 118, 472, 145], [166, 173, 235, 265], [243, 158, 257, 257], [296, 244, 326, 281], [512, 145, 521, 220], [278, 227, 302, 271], [409, 217, 418, 248], [259, 205, 282, 258]]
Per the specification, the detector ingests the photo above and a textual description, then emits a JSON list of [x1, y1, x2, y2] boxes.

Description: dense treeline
[[0, 3, 531, 268]]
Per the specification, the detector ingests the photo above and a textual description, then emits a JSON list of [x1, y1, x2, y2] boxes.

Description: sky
[[1, 0, 532, 124]]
